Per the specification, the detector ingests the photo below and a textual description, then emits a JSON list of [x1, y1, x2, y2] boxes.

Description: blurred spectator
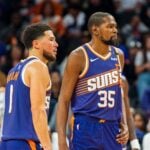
[[63, 4, 85, 36], [63, 3, 86, 51], [121, 14, 149, 44], [31, 0, 66, 65], [0, 11, 25, 42], [141, 88, 150, 118], [140, 0, 150, 27], [31, 0, 63, 16], [16, 0, 34, 23], [127, 40, 142, 78], [0, 71, 6, 137], [48, 68, 62, 150], [133, 110, 148, 145], [39, 1, 65, 37], [114, 0, 135, 28], [121, 0, 145, 11], [48, 68, 62, 132], [134, 32, 150, 102], [85, 0, 115, 18], [1, 44, 24, 75], [123, 40, 142, 107]]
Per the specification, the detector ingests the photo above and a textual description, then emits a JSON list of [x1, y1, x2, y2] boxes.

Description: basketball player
[[0, 23, 58, 150], [57, 12, 128, 150]]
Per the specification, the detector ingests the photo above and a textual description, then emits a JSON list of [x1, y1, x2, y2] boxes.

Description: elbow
[[31, 107, 46, 118]]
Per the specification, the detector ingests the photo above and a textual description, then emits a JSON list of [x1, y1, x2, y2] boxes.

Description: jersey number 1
[[98, 90, 115, 108], [8, 84, 13, 113]]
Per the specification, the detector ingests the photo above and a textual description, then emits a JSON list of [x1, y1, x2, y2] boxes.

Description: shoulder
[[69, 46, 85, 58], [67, 46, 85, 65], [23, 59, 49, 86], [65, 46, 86, 74], [26, 59, 48, 74]]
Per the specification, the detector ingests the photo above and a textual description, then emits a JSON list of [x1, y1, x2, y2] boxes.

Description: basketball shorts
[[0, 139, 42, 150], [69, 114, 123, 150]]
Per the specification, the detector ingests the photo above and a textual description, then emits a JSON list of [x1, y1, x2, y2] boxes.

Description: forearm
[[122, 93, 127, 125], [32, 109, 51, 150], [127, 115, 137, 140], [57, 100, 69, 144], [123, 93, 136, 140]]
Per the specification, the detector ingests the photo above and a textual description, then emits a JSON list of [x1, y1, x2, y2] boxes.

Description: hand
[[116, 122, 129, 145]]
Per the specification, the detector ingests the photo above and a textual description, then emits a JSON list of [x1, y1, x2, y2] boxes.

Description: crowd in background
[[0, 0, 150, 149]]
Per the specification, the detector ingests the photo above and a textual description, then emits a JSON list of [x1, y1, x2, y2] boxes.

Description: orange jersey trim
[[79, 47, 89, 78], [27, 140, 36, 150]]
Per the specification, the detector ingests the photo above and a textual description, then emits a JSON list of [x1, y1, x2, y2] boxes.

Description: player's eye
[[49, 37, 55, 41]]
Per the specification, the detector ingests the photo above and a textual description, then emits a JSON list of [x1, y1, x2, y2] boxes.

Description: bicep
[[28, 64, 47, 110]]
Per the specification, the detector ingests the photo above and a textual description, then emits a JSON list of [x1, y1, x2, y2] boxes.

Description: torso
[[1, 56, 51, 141], [71, 43, 123, 121]]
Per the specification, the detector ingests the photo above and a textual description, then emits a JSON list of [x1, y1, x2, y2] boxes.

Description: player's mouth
[[53, 49, 57, 55]]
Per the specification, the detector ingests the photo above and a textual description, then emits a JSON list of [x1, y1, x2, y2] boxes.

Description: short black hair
[[88, 12, 111, 34], [21, 23, 52, 49]]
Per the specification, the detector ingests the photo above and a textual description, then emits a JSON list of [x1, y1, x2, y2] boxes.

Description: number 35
[[98, 90, 115, 108]]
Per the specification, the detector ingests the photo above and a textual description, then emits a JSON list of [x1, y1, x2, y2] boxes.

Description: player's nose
[[113, 27, 118, 34], [55, 41, 59, 48]]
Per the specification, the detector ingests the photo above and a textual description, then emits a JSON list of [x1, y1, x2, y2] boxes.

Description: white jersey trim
[[21, 57, 47, 87], [86, 43, 111, 60]]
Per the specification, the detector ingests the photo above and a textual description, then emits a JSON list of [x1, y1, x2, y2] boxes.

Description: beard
[[100, 36, 119, 46], [43, 51, 56, 62]]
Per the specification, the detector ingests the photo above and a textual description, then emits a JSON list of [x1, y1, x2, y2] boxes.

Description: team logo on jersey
[[90, 58, 99, 62], [87, 69, 119, 92], [110, 57, 117, 61]]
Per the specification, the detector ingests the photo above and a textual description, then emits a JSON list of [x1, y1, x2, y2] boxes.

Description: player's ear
[[32, 39, 40, 49], [91, 25, 99, 36]]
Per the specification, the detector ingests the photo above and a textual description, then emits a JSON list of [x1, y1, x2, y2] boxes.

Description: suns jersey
[[1, 56, 51, 142], [71, 43, 122, 121]]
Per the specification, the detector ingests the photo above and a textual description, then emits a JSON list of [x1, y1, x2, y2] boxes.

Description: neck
[[28, 49, 48, 64], [89, 39, 110, 55]]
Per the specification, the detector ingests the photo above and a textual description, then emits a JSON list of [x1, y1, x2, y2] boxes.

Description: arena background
[[0, 0, 150, 149]]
